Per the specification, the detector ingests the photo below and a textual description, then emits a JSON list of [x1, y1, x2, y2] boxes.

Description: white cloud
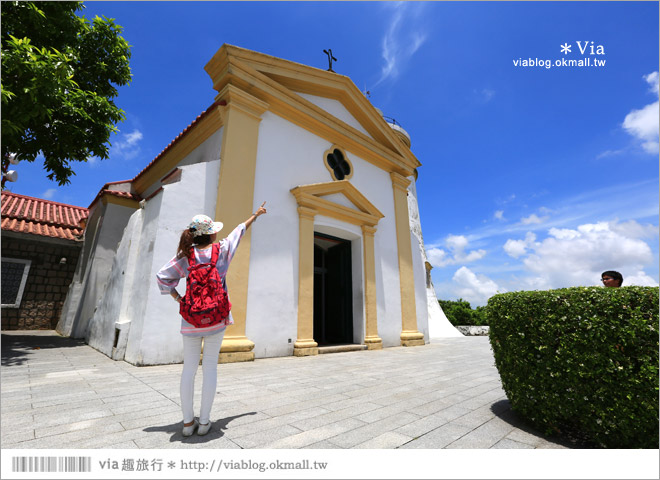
[[446, 234, 468, 251], [503, 232, 536, 258], [427, 247, 448, 267], [520, 213, 549, 225], [644, 71, 659, 95], [506, 220, 657, 290], [494, 210, 505, 221], [42, 188, 57, 200], [480, 88, 495, 102], [623, 101, 660, 153], [428, 234, 486, 267], [622, 72, 659, 154], [124, 130, 143, 147], [110, 129, 144, 161], [609, 219, 658, 239], [452, 266, 505, 306], [624, 271, 658, 287], [596, 149, 626, 159], [374, 2, 428, 87], [503, 239, 527, 258]]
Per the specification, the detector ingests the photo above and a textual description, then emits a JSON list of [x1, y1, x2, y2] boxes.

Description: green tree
[[439, 299, 489, 326], [1, 1, 132, 185], [474, 305, 489, 325]]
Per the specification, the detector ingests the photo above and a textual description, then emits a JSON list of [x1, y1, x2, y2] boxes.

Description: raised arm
[[244, 201, 267, 230]]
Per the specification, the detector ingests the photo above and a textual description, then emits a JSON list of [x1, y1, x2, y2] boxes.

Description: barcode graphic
[[12, 456, 92, 473]]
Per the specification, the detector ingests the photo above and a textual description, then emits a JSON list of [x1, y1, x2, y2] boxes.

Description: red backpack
[[179, 244, 231, 327]]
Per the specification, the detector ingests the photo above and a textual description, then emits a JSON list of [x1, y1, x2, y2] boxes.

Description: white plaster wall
[[428, 290, 463, 338], [126, 159, 221, 365], [86, 208, 144, 356], [59, 203, 134, 340], [57, 207, 103, 337], [123, 192, 165, 365], [296, 93, 373, 139], [407, 176, 462, 339], [245, 112, 319, 358], [411, 229, 430, 342], [320, 193, 359, 210], [354, 161, 403, 348], [141, 129, 223, 201], [247, 112, 403, 354]]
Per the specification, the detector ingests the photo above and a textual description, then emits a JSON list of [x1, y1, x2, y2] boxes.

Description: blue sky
[[9, 1, 659, 306]]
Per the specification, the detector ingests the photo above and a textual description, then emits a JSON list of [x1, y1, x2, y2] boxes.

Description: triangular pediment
[[290, 181, 384, 227], [205, 45, 420, 175]]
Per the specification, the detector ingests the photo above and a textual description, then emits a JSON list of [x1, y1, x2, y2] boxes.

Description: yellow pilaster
[[391, 172, 424, 347], [293, 206, 319, 356], [362, 225, 382, 350], [214, 84, 269, 363]]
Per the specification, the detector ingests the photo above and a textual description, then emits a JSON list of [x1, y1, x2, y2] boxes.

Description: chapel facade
[[57, 45, 460, 365]]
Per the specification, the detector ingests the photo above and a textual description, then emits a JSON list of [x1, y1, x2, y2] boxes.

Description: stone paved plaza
[[1, 330, 570, 450]]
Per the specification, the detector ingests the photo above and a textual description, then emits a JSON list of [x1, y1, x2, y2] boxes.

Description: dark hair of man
[[602, 270, 623, 286]]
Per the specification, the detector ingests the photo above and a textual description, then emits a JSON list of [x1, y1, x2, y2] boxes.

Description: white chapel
[[57, 45, 461, 366]]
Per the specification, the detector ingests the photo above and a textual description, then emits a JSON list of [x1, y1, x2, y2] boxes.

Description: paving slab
[[1, 331, 571, 450]]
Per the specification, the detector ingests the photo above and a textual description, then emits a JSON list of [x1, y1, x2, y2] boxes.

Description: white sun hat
[[187, 214, 223, 237]]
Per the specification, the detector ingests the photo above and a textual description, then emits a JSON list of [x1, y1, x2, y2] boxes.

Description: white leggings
[[180, 329, 225, 425]]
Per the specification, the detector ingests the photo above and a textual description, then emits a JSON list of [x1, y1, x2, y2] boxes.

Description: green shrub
[[439, 299, 488, 326], [488, 286, 659, 448]]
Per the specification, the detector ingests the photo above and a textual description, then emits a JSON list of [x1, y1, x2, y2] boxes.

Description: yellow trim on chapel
[[291, 181, 384, 355], [290, 180, 384, 225], [391, 172, 425, 347], [214, 85, 269, 363], [293, 205, 318, 356], [204, 45, 420, 178]]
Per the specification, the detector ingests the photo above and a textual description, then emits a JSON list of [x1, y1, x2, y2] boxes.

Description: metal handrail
[[382, 115, 403, 129]]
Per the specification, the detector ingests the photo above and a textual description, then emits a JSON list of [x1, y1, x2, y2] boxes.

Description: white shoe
[[197, 421, 212, 436], [182, 419, 198, 437]]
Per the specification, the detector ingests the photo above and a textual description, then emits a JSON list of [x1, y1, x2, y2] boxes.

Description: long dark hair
[[177, 229, 212, 258]]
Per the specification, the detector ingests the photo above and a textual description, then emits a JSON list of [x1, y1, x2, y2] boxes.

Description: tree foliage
[[438, 299, 488, 326], [1, 1, 132, 185]]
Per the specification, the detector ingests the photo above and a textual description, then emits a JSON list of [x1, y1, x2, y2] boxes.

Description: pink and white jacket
[[156, 223, 245, 337]]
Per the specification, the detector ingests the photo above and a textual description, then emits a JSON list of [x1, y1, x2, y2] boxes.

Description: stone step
[[317, 344, 368, 354]]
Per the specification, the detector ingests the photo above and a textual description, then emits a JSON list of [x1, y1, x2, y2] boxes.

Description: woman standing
[[156, 202, 267, 436]]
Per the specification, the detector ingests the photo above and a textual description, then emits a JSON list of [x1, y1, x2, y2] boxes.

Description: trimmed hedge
[[488, 286, 659, 448]]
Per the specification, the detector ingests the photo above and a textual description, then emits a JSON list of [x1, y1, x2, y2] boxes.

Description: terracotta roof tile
[[1, 191, 88, 241]]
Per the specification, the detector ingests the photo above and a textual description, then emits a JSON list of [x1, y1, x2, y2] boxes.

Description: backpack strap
[[210, 243, 220, 265], [187, 247, 197, 267]]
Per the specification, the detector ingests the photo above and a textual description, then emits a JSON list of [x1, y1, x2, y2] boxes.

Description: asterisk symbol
[[560, 43, 571, 55], [168, 461, 176, 469]]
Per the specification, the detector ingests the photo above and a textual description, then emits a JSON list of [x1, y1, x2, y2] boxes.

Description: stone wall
[[455, 325, 490, 336], [1, 235, 82, 330]]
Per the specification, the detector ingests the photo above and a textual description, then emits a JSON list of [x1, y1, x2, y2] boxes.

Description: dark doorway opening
[[313, 233, 353, 346]]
